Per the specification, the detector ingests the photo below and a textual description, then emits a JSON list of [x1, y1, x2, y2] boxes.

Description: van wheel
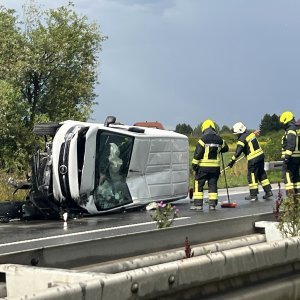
[[0, 217, 9, 223], [33, 123, 61, 136]]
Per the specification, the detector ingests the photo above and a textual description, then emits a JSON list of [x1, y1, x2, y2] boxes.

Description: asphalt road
[[0, 184, 282, 251]]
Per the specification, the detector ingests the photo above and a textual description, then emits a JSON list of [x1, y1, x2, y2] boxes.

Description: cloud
[[1, 0, 300, 129]]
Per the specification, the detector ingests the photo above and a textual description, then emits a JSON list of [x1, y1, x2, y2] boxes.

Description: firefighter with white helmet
[[279, 111, 300, 195], [228, 122, 272, 201], [191, 119, 229, 211]]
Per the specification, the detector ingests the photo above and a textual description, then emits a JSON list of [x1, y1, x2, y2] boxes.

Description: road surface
[[0, 184, 281, 251]]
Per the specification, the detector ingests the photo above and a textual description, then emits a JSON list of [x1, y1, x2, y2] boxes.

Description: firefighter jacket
[[192, 128, 229, 173], [281, 121, 300, 159], [232, 131, 264, 164]]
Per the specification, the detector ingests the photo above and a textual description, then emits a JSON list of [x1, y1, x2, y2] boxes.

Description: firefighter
[[227, 122, 273, 201], [191, 119, 229, 211], [279, 111, 300, 195]]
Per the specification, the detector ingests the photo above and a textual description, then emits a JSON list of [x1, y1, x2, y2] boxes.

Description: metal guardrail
[[1, 236, 300, 300], [264, 160, 283, 171], [79, 234, 266, 274], [2, 212, 299, 300]]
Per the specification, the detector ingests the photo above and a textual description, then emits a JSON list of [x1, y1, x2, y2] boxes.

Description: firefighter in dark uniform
[[279, 111, 300, 195], [191, 119, 229, 211], [227, 122, 273, 201]]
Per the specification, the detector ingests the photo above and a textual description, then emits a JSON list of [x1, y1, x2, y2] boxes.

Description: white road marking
[[0, 217, 190, 247]]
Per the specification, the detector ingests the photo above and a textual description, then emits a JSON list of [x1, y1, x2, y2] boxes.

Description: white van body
[[51, 120, 189, 214]]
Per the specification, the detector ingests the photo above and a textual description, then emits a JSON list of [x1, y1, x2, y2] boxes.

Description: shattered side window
[[93, 131, 133, 210]]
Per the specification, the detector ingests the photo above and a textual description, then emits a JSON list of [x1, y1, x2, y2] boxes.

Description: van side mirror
[[104, 116, 116, 127]]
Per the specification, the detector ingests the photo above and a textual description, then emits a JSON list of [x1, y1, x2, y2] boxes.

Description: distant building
[[133, 121, 165, 130]]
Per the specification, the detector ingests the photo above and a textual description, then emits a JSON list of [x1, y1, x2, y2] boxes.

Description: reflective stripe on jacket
[[232, 131, 264, 163], [192, 128, 229, 170], [281, 122, 300, 159]]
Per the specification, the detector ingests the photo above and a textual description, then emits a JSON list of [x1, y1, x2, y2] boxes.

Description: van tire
[[33, 123, 61, 136]]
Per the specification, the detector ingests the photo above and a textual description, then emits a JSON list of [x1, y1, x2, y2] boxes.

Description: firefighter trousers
[[247, 160, 272, 197], [282, 157, 300, 195], [194, 171, 219, 206]]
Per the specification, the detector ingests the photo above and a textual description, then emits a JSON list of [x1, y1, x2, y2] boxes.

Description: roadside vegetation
[[0, 1, 105, 201], [278, 193, 300, 237], [0, 2, 105, 171]]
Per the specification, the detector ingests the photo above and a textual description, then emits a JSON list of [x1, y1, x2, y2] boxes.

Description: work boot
[[263, 190, 273, 200], [245, 195, 258, 201], [209, 205, 216, 211], [190, 205, 203, 211]]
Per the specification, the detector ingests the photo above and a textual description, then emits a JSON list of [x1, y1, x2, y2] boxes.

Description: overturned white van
[[15, 116, 189, 219]]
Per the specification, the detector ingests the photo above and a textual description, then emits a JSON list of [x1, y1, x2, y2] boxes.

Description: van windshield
[[93, 131, 133, 210]]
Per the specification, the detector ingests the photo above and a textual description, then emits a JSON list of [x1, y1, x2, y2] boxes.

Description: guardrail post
[[265, 161, 283, 171]]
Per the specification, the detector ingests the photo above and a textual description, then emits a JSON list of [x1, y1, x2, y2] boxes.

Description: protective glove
[[192, 164, 199, 172], [227, 160, 236, 168]]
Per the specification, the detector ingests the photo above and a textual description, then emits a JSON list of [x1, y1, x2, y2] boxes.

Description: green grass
[[0, 171, 28, 202]]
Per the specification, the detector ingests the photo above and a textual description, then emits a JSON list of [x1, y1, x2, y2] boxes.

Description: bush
[[0, 171, 28, 201], [220, 133, 236, 145], [188, 137, 199, 148], [278, 193, 300, 237], [150, 202, 179, 229], [261, 131, 283, 161]]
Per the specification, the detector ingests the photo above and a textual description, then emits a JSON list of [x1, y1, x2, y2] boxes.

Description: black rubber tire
[[33, 123, 61, 136], [0, 201, 24, 222]]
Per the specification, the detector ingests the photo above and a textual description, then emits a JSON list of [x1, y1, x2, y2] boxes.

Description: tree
[[259, 114, 281, 135], [0, 80, 31, 170], [262, 131, 283, 161], [193, 124, 202, 137], [0, 2, 105, 170], [175, 123, 193, 136], [220, 125, 231, 134]]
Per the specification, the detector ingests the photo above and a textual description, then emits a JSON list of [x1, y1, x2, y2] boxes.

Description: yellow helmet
[[201, 119, 215, 132], [279, 111, 294, 125]]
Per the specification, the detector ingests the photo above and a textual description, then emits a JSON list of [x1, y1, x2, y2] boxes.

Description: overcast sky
[[1, 0, 300, 130]]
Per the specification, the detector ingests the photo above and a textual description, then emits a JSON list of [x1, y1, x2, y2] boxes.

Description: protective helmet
[[232, 122, 247, 135], [279, 111, 294, 125], [201, 119, 215, 132]]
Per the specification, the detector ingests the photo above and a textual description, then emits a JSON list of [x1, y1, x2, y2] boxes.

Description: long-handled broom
[[220, 153, 237, 208], [220, 155, 245, 175]]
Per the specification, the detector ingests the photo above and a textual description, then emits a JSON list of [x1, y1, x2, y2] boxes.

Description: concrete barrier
[[213, 273, 300, 300], [0, 264, 106, 298], [7, 280, 103, 300], [0, 283, 6, 298]]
